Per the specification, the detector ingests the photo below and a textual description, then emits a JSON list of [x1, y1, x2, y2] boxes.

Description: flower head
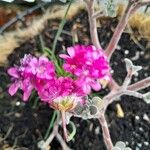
[[7, 66, 34, 101], [38, 77, 86, 111], [8, 54, 56, 101], [60, 45, 111, 94], [20, 54, 55, 80]]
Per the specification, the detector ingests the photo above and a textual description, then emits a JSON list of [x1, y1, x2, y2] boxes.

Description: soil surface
[[0, 10, 150, 150]]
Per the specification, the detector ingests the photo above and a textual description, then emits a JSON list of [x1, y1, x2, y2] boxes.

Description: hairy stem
[[98, 114, 113, 150], [84, 0, 102, 49], [128, 77, 150, 91], [105, 2, 133, 60], [61, 111, 68, 141], [105, 0, 150, 60], [83, 0, 120, 91], [56, 133, 71, 150], [103, 89, 144, 111], [40, 119, 59, 149], [109, 78, 120, 91], [122, 69, 133, 90]]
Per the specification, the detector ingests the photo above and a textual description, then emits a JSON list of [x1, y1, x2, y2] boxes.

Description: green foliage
[[44, 111, 58, 140], [52, 0, 73, 52]]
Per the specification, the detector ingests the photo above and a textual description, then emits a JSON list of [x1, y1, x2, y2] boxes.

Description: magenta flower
[[60, 45, 111, 94], [20, 54, 55, 80], [38, 77, 85, 111], [7, 67, 34, 101], [8, 54, 56, 101]]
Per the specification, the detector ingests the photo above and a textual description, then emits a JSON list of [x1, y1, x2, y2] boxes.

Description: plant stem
[[98, 114, 113, 150], [127, 77, 150, 91], [105, 2, 133, 60], [32, 97, 39, 109], [56, 133, 71, 150], [105, 0, 150, 60], [84, 0, 102, 49], [61, 110, 68, 141], [39, 118, 59, 149]]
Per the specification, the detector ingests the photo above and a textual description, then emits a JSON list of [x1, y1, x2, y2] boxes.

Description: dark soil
[[0, 10, 150, 150]]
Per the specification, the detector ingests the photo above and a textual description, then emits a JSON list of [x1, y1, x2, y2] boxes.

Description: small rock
[[143, 114, 149, 122], [125, 50, 129, 55], [95, 126, 100, 135], [144, 141, 149, 146], [135, 116, 140, 120], [137, 143, 142, 147]]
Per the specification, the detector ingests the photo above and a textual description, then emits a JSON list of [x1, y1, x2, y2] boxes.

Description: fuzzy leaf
[[115, 141, 126, 148], [112, 148, 121, 150], [113, 141, 132, 150], [143, 92, 150, 104], [89, 105, 98, 115], [124, 58, 142, 74]]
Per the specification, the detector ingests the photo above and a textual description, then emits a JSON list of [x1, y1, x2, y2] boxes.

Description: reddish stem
[[98, 114, 113, 150], [105, 2, 133, 60], [84, 0, 102, 49], [128, 77, 150, 91], [61, 111, 68, 141], [105, 1, 150, 60]]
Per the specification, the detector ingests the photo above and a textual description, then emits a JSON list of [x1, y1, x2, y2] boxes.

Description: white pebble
[[139, 127, 143, 132], [125, 50, 129, 55], [144, 73, 148, 77], [16, 101, 21, 106], [110, 70, 114, 74], [135, 116, 140, 120], [140, 51, 144, 55], [143, 114, 150, 122], [116, 45, 121, 50], [132, 51, 140, 60], [137, 143, 142, 147], [95, 126, 100, 135], [144, 141, 149, 146]]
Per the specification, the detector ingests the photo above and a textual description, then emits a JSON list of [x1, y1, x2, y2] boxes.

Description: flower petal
[[7, 67, 19, 78], [83, 84, 91, 94], [67, 47, 75, 57], [59, 54, 69, 59], [8, 82, 20, 96], [91, 81, 101, 91]]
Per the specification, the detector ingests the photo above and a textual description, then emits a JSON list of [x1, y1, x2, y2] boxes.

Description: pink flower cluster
[[60, 45, 110, 94], [8, 45, 111, 111], [8, 54, 56, 101], [8, 54, 85, 110]]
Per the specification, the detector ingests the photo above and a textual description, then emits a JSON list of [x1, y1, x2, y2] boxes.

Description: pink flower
[[7, 67, 34, 101], [38, 77, 85, 111], [20, 54, 55, 80], [60, 45, 111, 94], [7, 54, 56, 101]]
